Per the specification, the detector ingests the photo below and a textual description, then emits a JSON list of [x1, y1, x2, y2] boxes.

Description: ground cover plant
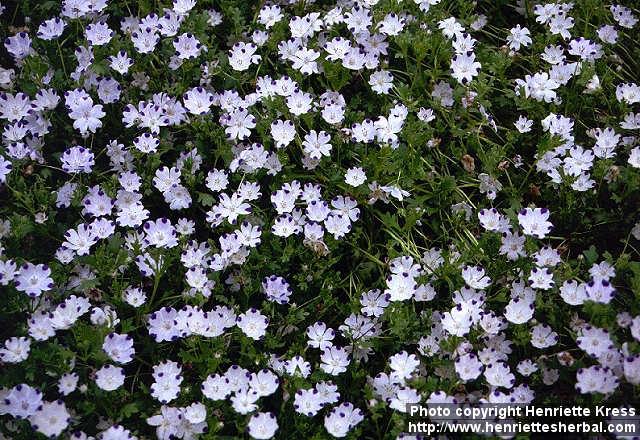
[[1, 0, 640, 438]]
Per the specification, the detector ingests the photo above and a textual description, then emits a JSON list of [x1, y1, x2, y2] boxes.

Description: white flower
[[461, 265, 491, 290], [344, 167, 367, 187], [389, 351, 420, 382], [369, 70, 394, 94], [320, 346, 350, 375], [95, 365, 125, 391], [237, 308, 269, 340], [518, 207, 553, 238], [0, 336, 30, 363], [248, 412, 279, 439], [29, 400, 70, 437], [450, 51, 481, 84], [514, 115, 533, 133], [507, 25, 532, 51]]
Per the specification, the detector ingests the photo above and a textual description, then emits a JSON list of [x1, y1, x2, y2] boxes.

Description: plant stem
[[56, 40, 67, 78]]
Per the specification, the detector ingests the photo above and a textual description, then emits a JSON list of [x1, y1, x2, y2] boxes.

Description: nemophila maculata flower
[[0, 336, 31, 363], [95, 364, 125, 391], [13, 263, 54, 297], [324, 402, 364, 438], [4, 32, 32, 60], [576, 365, 619, 394], [150, 360, 183, 403], [389, 386, 421, 412], [58, 372, 79, 396], [236, 308, 268, 340], [102, 332, 135, 363], [262, 274, 292, 304], [517, 207, 553, 238], [247, 412, 279, 439], [28, 400, 72, 437]]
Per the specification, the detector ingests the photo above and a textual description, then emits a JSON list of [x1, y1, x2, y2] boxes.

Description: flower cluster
[[1, 0, 640, 438]]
